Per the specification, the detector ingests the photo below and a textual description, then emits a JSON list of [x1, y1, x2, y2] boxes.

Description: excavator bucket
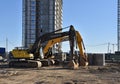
[[68, 60, 79, 69], [79, 57, 88, 66]]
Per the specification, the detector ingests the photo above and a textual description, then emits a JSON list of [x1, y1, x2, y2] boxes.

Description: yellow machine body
[[10, 48, 33, 59]]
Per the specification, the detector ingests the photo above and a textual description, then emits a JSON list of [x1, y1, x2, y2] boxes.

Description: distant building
[[22, 0, 63, 50], [0, 47, 5, 57]]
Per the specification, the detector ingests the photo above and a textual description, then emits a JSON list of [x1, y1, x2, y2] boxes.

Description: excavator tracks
[[8, 59, 59, 68], [9, 60, 42, 68]]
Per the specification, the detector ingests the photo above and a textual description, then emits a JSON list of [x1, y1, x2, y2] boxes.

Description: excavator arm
[[43, 36, 69, 56], [29, 31, 69, 58], [43, 30, 88, 66], [76, 31, 88, 66]]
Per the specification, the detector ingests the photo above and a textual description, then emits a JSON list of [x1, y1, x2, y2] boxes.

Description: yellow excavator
[[9, 25, 88, 69]]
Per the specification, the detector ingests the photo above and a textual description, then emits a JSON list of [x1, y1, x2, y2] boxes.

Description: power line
[[86, 43, 108, 47], [86, 43, 117, 47]]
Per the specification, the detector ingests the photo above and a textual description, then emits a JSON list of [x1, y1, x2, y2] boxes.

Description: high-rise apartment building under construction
[[22, 0, 63, 48]]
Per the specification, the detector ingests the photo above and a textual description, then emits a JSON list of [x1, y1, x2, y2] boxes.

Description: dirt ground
[[0, 63, 120, 84]]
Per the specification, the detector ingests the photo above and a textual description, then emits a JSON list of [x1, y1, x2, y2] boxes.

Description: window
[[41, 25, 43, 28], [31, 1, 35, 5], [31, 15, 36, 20], [31, 6, 35, 10], [40, 20, 43, 24], [50, 1, 53, 5], [31, 20, 35, 23], [31, 39, 35, 43], [31, 30, 35, 34], [31, 25, 35, 29], [49, 20, 53, 24], [49, 11, 53, 15], [49, 6, 53, 10], [49, 15, 54, 19], [31, 35, 35, 38], [31, 11, 36, 15], [40, 11, 43, 14]]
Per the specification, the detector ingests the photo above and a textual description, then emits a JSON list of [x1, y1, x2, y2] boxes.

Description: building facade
[[22, 0, 63, 49]]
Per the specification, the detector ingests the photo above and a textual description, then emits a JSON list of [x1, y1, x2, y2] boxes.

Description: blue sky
[[0, 0, 117, 53]]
